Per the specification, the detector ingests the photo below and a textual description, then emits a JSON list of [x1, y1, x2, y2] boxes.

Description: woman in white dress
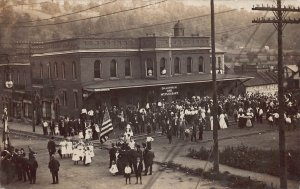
[[59, 139, 67, 159], [66, 139, 73, 158], [72, 142, 80, 165], [219, 113, 228, 129]]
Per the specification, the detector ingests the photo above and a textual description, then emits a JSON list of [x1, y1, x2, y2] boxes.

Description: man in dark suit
[[144, 149, 155, 176], [134, 157, 143, 184], [47, 137, 56, 158], [109, 143, 116, 168], [48, 156, 60, 184]]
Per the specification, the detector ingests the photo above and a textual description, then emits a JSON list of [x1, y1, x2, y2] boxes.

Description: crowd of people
[[1, 92, 300, 185]]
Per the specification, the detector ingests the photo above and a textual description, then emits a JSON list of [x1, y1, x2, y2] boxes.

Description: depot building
[[30, 21, 251, 120]]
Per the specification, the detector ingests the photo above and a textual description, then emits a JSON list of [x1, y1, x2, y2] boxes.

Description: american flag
[[99, 107, 113, 144]]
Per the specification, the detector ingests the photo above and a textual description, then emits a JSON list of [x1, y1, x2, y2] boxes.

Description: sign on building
[[161, 85, 179, 96]]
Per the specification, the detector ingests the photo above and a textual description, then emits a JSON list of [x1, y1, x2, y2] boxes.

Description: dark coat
[[144, 150, 155, 165], [134, 161, 143, 175], [48, 159, 60, 172], [47, 140, 56, 154]]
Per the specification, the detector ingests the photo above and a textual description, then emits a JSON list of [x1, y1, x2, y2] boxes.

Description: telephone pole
[[252, 1, 300, 189], [211, 0, 219, 173]]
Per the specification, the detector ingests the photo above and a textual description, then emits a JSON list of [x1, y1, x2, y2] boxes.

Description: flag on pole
[[99, 107, 113, 144]]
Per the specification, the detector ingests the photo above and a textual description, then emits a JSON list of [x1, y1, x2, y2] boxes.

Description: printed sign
[[161, 85, 179, 96]]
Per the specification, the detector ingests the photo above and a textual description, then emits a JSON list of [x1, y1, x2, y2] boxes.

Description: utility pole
[[211, 0, 219, 173], [252, 1, 300, 189]]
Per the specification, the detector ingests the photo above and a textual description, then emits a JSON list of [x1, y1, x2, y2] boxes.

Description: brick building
[[0, 45, 32, 120], [30, 22, 251, 120]]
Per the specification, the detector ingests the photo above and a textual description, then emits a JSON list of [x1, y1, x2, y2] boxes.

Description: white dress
[[66, 141, 73, 155], [88, 144, 95, 158], [109, 164, 118, 174], [77, 145, 85, 160], [85, 150, 92, 164], [72, 147, 80, 162], [78, 131, 84, 139], [219, 114, 228, 129], [60, 141, 67, 155]]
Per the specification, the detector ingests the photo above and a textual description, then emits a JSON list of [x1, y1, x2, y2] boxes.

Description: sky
[[184, 0, 300, 11]]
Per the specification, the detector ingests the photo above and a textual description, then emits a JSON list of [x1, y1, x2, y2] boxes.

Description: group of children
[[58, 138, 95, 166]]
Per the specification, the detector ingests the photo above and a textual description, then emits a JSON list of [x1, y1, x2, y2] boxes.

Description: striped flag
[[99, 107, 113, 144]]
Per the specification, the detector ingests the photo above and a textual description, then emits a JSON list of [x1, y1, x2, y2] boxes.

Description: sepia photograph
[[0, 0, 300, 189]]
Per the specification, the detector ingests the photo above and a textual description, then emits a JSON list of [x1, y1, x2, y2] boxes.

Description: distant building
[[0, 44, 32, 120], [284, 64, 300, 90], [240, 72, 278, 95], [28, 21, 251, 120]]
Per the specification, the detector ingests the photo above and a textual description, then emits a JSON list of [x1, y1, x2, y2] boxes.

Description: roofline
[[0, 63, 30, 66], [84, 76, 253, 92]]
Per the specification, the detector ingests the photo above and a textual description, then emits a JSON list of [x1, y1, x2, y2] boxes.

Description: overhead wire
[[12, 0, 168, 28], [16, 0, 118, 24]]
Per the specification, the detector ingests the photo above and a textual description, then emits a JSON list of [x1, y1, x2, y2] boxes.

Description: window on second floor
[[17, 71, 20, 84], [48, 63, 51, 79], [62, 62, 66, 79], [72, 61, 77, 79], [199, 56, 204, 73], [94, 60, 101, 79], [73, 91, 78, 109], [110, 59, 117, 78], [62, 90, 67, 106], [187, 57, 192, 74], [146, 58, 154, 77], [160, 58, 167, 76], [40, 64, 43, 79], [174, 57, 180, 74], [23, 71, 27, 87], [125, 59, 131, 77], [54, 62, 58, 78]]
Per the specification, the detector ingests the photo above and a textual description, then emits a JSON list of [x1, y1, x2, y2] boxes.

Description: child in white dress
[[109, 160, 118, 176]]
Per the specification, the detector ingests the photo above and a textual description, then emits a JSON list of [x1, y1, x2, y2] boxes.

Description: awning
[[83, 74, 253, 92]]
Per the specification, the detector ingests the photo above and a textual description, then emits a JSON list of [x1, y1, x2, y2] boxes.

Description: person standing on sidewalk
[[28, 152, 38, 184], [48, 155, 60, 184], [42, 119, 49, 135], [144, 149, 154, 176], [47, 137, 56, 158]]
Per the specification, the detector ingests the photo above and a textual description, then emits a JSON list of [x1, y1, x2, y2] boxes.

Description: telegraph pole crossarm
[[252, 1, 300, 189]]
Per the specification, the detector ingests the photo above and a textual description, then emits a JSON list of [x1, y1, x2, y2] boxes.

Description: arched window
[[174, 57, 180, 74], [94, 60, 101, 79], [48, 63, 51, 79], [40, 64, 43, 79], [54, 62, 58, 78], [160, 58, 167, 76], [199, 56, 204, 73], [17, 71, 20, 84], [110, 59, 117, 77], [72, 61, 77, 79], [23, 71, 27, 87], [187, 57, 192, 73], [125, 59, 131, 77], [62, 62, 66, 79], [146, 58, 154, 76]]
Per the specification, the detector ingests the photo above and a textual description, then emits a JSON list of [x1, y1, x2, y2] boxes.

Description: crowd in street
[[1, 92, 300, 185]]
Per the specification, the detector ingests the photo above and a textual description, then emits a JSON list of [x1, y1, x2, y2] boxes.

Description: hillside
[[0, 0, 299, 50]]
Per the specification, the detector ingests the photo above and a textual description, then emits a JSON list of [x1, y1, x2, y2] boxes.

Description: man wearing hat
[[48, 155, 60, 184], [28, 150, 38, 184], [47, 137, 56, 159]]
